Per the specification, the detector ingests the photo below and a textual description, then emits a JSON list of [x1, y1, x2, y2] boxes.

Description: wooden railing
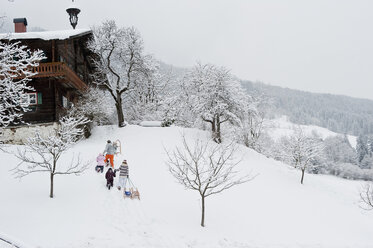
[[15, 62, 87, 91]]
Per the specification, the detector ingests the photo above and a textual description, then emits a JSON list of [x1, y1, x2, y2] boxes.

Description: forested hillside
[[241, 81, 373, 136]]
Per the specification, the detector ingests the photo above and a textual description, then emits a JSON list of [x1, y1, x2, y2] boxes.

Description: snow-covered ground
[[0, 125, 372, 248], [267, 116, 357, 148]]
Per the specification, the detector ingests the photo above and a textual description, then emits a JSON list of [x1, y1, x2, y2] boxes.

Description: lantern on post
[[66, 0, 81, 29]]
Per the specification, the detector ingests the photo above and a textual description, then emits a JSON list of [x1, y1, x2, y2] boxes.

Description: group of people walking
[[96, 140, 129, 191]]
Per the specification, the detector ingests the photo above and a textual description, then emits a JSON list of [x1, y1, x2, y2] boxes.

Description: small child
[[95, 153, 105, 173], [105, 167, 116, 190]]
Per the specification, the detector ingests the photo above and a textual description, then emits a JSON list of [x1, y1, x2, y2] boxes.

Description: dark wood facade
[[1, 30, 94, 124]]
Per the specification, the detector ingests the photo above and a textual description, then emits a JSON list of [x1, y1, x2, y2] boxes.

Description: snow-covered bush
[[67, 86, 115, 136], [234, 94, 270, 152], [324, 162, 373, 181]]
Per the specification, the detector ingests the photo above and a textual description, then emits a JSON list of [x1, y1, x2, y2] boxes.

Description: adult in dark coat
[[105, 167, 116, 190]]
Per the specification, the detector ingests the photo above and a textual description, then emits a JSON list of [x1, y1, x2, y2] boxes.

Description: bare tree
[[166, 136, 254, 227], [281, 127, 325, 184], [88, 20, 153, 127], [360, 183, 373, 210], [13, 116, 89, 198]]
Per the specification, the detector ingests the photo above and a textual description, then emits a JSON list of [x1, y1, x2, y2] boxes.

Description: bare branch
[[165, 135, 255, 226], [360, 183, 373, 211]]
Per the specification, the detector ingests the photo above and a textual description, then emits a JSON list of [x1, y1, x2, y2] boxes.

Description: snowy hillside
[[1, 125, 372, 248], [267, 116, 357, 148]]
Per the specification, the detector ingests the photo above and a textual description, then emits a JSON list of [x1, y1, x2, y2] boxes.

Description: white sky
[[2, 0, 373, 100]]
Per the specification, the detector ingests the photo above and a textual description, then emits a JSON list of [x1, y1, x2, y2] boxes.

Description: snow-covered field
[[0, 125, 372, 248], [266, 116, 357, 148]]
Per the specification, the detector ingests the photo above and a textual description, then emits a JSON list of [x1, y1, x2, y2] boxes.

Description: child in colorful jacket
[[95, 153, 105, 173]]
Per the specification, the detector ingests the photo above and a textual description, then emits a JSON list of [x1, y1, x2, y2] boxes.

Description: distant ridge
[[241, 81, 373, 136]]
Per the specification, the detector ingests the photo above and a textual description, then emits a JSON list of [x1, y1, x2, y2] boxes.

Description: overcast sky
[[2, 0, 373, 100]]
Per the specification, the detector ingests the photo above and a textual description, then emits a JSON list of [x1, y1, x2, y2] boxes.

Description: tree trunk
[[216, 115, 222, 144], [211, 116, 222, 144], [211, 118, 217, 142], [50, 173, 54, 198], [201, 195, 206, 227], [115, 94, 125, 127], [301, 169, 305, 184]]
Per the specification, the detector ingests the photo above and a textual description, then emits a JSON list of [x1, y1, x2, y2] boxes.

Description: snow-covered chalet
[[0, 18, 95, 143]]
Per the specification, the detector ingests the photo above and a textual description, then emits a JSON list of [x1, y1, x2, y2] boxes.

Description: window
[[28, 93, 37, 105], [22, 92, 38, 105]]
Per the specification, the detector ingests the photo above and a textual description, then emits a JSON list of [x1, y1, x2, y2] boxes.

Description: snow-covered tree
[[13, 115, 89, 198], [88, 20, 154, 127], [356, 134, 373, 169], [356, 135, 369, 164], [360, 155, 373, 170], [0, 41, 44, 133], [68, 86, 115, 136], [123, 60, 171, 123], [235, 94, 269, 152], [182, 63, 247, 143], [281, 128, 325, 184], [166, 136, 253, 227]]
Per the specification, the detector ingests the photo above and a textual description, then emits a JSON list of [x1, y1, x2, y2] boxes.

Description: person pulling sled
[[117, 160, 140, 200], [103, 140, 118, 168], [117, 160, 129, 193]]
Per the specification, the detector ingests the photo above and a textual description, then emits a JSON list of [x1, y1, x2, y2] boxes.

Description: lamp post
[[66, 0, 80, 29]]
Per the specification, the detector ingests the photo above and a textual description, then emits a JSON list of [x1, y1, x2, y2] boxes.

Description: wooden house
[[0, 18, 95, 143], [0, 18, 94, 125]]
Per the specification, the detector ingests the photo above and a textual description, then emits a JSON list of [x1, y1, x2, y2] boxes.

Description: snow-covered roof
[[0, 29, 92, 41]]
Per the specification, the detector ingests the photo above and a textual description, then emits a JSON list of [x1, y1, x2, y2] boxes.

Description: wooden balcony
[[15, 62, 88, 91]]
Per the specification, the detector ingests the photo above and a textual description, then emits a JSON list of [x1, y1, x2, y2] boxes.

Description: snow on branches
[[88, 20, 155, 127], [69, 86, 115, 126], [182, 63, 248, 143], [280, 127, 325, 184], [13, 115, 89, 198], [0, 41, 44, 129]]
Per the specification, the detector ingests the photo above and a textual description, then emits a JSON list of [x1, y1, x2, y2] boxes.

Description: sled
[[128, 178, 140, 200], [130, 188, 141, 200], [122, 188, 140, 200], [122, 187, 131, 199], [114, 139, 122, 155]]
